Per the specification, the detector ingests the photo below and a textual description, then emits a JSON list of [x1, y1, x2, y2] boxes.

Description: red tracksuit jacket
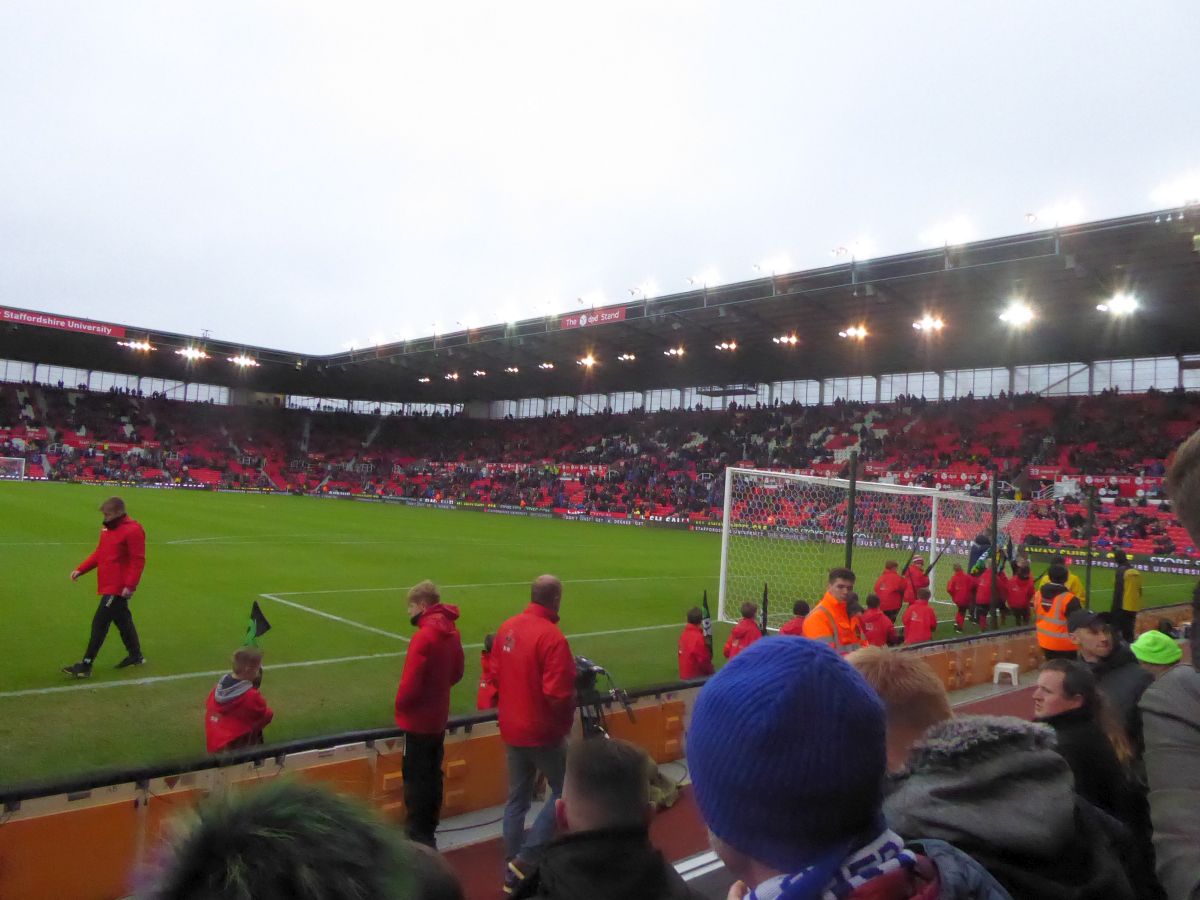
[[902, 600, 938, 644], [861, 608, 897, 646], [946, 571, 976, 608], [874, 571, 907, 612], [1006, 575, 1035, 610], [76, 515, 146, 595], [903, 566, 931, 605], [492, 603, 575, 747], [975, 570, 1009, 606], [678, 623, 714, 679], [394, 604, 465, 734], [205, 677, 273, 753], [778, 616, 806, 636], [724, 619, 763, 659], [476, 648, 499, 710]]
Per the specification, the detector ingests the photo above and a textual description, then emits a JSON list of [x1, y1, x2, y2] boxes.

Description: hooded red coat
[[394, 603, 465, 734]]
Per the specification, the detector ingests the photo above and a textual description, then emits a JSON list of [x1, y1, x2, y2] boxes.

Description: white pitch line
[[272, 575, 714, 597], [259, 593, 411, 642]]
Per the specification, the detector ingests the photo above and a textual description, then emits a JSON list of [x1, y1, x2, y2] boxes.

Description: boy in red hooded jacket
[[902, 588, 938, 644], [946, 564, 976, 633], [679, 606, 715, 679], [724, 601, 763, 659], [477, 632, 500, 709], [205, 647, 273, 753], [394, 579, 465, 848]]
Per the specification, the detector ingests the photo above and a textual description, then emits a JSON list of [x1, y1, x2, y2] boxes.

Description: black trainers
[[62, 661, 93, 678], [115, 655, 146, 669]]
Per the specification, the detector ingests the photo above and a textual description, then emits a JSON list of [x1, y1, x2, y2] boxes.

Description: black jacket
[[1089, 643, 1153, 750], [510, 826, 692, 900], [1112, 564, 1129, 612], [1039, 707, 1135, 821]]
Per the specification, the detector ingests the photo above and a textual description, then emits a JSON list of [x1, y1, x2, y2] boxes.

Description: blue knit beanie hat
[[688, 638, 886, 873]]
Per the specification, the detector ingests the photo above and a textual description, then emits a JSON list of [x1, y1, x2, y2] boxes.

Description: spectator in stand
[[947, 563, 976, 633], [1004, 560, 1035, 627], [140, 780, 463, 900], [678, 607, 714, 679], [477, 633, 499, 710], [845, 647, 950, 771], [393, 580, 465, 849], [492, 575, 577, 894], [1035, 563, 1083, 660], [1036, 554, 1087, 604], [723, 601, 762, 659], [204, 647, 273, 753], [902, 555, 931, 606], [1110, 550, 1141, 643], [778, 599, 809, 636], [874, 561, 907, 623], [510, 738, 690, 900], [1130, 629, 1183, 680], [861, 594, 898, 647], [688, 639, 1011, 900], [1068, 610, 1152, 751], [902, 588, 938, 645], [803, 567, 868, 653]]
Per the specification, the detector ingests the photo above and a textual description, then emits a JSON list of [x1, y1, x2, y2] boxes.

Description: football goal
[[0, 457, 26, 480]]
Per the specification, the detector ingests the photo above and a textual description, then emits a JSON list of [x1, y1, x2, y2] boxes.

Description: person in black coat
[[510, 738, 691, 900], [1068, 610, 1153, 752]]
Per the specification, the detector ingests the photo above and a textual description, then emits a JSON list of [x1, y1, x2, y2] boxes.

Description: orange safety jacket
[[1036, 590, 1077, 651], [802, 592, 868, 654]]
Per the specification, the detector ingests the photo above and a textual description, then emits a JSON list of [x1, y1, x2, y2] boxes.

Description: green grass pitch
[[1, 481, 1193, 787]]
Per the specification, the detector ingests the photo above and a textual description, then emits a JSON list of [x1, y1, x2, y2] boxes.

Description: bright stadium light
[[912, 315, 945, 332], [577, 354, 596, 368], [505, 366, 519, 373], [772, 334, 799, 345], [445, 372, 460, 381], [538, 362, 555, 370], [617, 353, 636, 361], [664, 346, 685, 357], [117, 340, 154, 352], [919, 216, 975, 247], [227, 354, 260, 367], [999, 301, 1035, 326], [1097, 293, 1139, 315], [175, 347, 209, 361], [714, 341, 737, 351], [473, 370, 487, 377], [838, 326, 868, 340], [417, 376, 431, 383]]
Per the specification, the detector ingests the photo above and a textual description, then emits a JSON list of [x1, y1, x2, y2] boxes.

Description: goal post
[[717, 466, 1030, 630], [0, 457, 25, 481]]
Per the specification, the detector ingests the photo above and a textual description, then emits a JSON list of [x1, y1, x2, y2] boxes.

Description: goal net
[[718, 468, 1030, 630], [0, 457, 25, 481]]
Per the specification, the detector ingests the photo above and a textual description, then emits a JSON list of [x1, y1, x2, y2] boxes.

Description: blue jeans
[[503, 740, 567, 863]]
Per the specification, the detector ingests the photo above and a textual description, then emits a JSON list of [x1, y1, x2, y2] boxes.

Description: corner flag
[[244, 601, 271, 647], [701, 589, 714, 656]]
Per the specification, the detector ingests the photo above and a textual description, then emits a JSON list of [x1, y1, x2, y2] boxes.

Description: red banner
[[1, 307, 126, 339], [559, 307, 627, 330]]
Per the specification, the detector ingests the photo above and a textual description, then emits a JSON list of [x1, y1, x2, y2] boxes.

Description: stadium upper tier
[[2, 382, 1197, 558]]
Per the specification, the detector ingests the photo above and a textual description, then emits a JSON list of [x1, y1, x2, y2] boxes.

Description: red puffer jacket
[[678, 622, 714, 679], [205, 676, 273, 753], [394, 604, 465, 734], [492, 604, 576, 747], [75, 515, 146, 595]]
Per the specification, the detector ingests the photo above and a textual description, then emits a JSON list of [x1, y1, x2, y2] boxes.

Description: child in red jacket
[[1005, 562, 1035, 626], [860, 594, 899, 647], [724, 601, 763, 659], [477, 633, 499, 710], [205, 647, 273, 753], [901, 588, 938, 645], [946, 564, 976, 633], [777, 600, 810, 636]]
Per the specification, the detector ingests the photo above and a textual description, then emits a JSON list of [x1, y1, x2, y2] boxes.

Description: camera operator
[[492, 574, 576, 895]]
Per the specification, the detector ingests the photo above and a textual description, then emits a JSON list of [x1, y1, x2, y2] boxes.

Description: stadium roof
[[3, 207, 1198, 403]]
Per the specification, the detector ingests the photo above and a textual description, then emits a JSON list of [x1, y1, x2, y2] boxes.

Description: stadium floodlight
[[176, 347, 209, 361], [1097, 293, 1138, 315], [445, 372, 460, 381], [117, 340, 154, 352], [838, 325, 868, 340], [538, 362, 555, 370], [714, 341, 737, 351], [227, 354, 260, 367], [664, 346, 685, 357], [912, 315, 944, 332], [577, 354, 596, 368], [617, 353, 636, 361], [417, 376, 431, 383], [772, 334, 799, 345], [472, 369, 487, 377], [999, 301, 1035, 326], [505, 366, 519, 373]]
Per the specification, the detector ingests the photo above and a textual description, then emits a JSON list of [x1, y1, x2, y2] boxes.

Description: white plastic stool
[[993, 662, 1020, 686]]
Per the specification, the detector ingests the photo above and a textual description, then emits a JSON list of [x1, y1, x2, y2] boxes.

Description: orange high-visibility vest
[[802, 593, 866, 654], [1036, 590, 1077, 651]]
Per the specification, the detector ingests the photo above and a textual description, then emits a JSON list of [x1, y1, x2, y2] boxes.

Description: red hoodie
[[492, 603, 576, 747], [724, 618, 763, 659], [902, 600, 938, 644], [946, 570, 975, 608], [75, 515, 146, 595], [861, 607, 898, 646], [1005, 574, 1035, 610], [678, 622, 714, 679], [394, 603, 465, 734], [205, 676, 273, 753], [903, 565, 930, 605], [874, 570, 906, 612], [476, 648, 499, 710], [778, 615, 806, 636], [974, 569, 1009, 607]]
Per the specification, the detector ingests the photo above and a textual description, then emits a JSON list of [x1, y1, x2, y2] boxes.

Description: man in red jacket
[[394, 579, 465, 848], [62, 497, 147, 677], [678, 607, 714, 679], [205, 647, 273, 753], [873, 561, 906, 622], [492, 574, 576, 892], [723, 601, 763, 659]]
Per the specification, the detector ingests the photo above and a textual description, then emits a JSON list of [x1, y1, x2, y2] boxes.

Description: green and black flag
[[701, 589, 714, 656], [761, 582, 769, 636], [244, 600, 272, 647]]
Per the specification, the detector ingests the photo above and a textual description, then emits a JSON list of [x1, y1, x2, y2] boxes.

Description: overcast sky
[[1, 2, 1196, 354]]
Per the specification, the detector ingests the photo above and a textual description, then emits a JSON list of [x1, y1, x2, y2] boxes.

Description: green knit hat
[[1131, 630, 1183, 665]]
